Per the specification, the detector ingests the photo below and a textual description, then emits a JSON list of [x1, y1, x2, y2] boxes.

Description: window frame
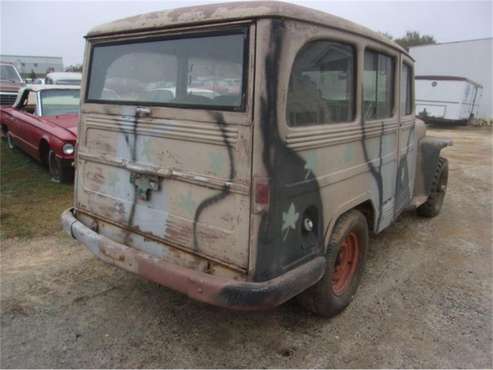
[[400, 61, 414, 116], [84, 26, 250, 112], [362, 48, 397, 121], [285, 39, 357, 127]]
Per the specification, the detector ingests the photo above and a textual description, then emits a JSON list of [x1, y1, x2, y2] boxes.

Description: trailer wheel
[[417, 157, 448, 218], [297, 209, 368, 317]]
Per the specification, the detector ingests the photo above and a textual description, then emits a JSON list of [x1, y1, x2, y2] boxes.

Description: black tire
[[297, 209, 368, 317], [417, 157, 448, 218], [48, 149, 73, 183], [6, 131, 15, 150]]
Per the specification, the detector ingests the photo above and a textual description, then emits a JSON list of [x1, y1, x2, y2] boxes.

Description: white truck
[[416, 75, 482, 125]]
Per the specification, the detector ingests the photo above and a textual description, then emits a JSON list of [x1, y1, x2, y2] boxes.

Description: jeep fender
[[414, 136, 452, 206]]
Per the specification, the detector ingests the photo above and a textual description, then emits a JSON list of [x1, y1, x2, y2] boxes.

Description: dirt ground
[[1, 126, 492, 368]]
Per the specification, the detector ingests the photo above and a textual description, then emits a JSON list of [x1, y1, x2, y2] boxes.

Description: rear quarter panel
[[251, 19, 404, 280]]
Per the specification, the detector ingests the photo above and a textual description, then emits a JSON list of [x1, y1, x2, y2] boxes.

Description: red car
[[0, 85, 79, 182]]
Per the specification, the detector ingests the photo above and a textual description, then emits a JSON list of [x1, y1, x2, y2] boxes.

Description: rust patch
[[86, 166, 105, 187], [136, 253, 225, 307]]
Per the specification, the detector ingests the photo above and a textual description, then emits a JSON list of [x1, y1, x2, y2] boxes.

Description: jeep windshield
[[86, 28, 248, 111], [41, 89, 80, 116]]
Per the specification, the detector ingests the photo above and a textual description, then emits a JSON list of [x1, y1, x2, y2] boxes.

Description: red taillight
[[255, 180, 270, 213], [255, 183, 269, 205]]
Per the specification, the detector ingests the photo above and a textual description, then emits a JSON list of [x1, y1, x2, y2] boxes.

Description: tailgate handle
[[130, 173, 160, 201], [136, 107, 151, 117]]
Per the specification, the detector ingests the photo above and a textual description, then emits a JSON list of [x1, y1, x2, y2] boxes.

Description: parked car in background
[[416, 75, 483, 125], [0, 85, 80, 182], [0, 62, 24, 106], [45, 72, 82, 86], [32, 78, 46, 85]]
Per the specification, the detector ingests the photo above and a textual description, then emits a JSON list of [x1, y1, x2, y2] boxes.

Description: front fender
[[414, 136, 452, 204]]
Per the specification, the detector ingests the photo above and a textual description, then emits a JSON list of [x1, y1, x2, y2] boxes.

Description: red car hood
[[44, 113, 79, 137]]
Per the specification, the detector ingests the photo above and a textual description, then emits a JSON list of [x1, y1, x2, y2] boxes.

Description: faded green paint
[[106, 169, 119, 189], [208, 152, 226, 177], [304, 151, 318, 179], [383, 135, 394, 153], [177, 191, 197, 217], [140, 137, 153, 162], [343, 143, 354, 163]]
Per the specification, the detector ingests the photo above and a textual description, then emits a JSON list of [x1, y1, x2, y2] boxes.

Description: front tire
[[48, 149, 73, 183], [417, 157, 448, 218], [297, 210, 368, 317]]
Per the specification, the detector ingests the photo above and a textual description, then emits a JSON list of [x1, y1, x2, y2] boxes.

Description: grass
[[0, 138, 73, 239]]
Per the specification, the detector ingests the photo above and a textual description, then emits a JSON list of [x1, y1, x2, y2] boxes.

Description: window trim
[[285, 39, 357, 127], [401, 61, 414, 116], [363, 48, 397, 122], [84, 26, 250, 112]]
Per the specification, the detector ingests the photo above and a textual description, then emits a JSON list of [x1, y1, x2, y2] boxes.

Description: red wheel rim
[[332, 232, 360, 296]]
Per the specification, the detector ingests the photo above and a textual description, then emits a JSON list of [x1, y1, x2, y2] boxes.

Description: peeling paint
[[177, 191, 197, 217]]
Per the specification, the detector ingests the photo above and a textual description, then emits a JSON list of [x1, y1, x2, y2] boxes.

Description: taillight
[[254, 178, 270, 212]]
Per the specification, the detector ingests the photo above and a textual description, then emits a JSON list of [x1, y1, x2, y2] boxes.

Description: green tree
[[379, 32, 395, 42], [65, 64, 83, 72], [394, 31, 436, 50]]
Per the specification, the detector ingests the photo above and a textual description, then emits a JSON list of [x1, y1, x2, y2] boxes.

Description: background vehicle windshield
[[0, 65, 22, 83], [41, 89, 80, 116], [56, 79, 81, 86], [86, 29, 247, 110]]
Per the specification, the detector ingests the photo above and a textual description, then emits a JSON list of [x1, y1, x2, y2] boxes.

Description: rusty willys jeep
[[62, 1, 450, 317]]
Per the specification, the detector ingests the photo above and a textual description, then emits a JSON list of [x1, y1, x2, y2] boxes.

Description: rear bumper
[[61, 208, 326, 310]]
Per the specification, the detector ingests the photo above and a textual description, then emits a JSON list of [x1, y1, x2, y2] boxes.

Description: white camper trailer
[[415, 75, 482, 125]]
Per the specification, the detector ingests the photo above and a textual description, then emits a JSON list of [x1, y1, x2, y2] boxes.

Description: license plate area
[[130, 172, 161, 201]]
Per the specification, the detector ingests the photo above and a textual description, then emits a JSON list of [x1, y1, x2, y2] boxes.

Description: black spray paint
[[254, 19, 325, 281], [192, 112, 236, 250]]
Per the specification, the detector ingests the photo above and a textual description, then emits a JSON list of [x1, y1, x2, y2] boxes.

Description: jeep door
[[395, 58, 417, 215]]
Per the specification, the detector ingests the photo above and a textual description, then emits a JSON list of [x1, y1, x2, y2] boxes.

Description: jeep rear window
[[86, 29, 248, 111]]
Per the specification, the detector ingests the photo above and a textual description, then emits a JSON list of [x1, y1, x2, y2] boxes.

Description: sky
[[1, 0, 492, 66]]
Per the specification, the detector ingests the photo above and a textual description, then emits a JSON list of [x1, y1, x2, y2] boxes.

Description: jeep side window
[[363, 50, 395, 120], [287, 41, 355, 126], [401, 63, 413, 115]]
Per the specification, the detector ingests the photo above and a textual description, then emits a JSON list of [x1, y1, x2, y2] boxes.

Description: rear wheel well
[[39, 140, 50, 165], [355, 200, 375, 233], [1, 124, 8, 135]]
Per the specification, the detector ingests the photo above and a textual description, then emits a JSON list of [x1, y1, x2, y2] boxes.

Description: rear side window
[[86, 28, 248, 111], [401, 63, 413, 115], [363, 50, 395, 120], [287, 41, 355, 126]]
